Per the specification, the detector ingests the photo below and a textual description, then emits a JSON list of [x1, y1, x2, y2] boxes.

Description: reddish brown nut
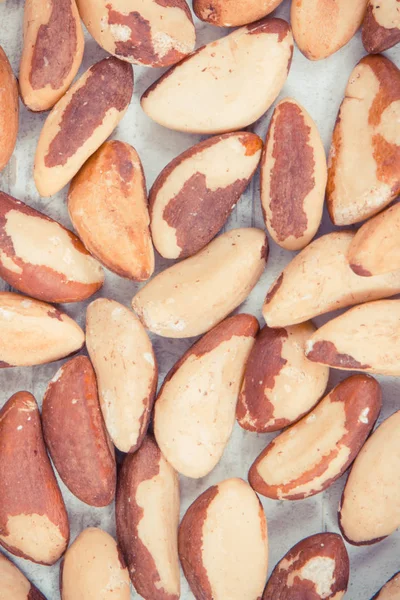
[[0, 46, 18, 172], [261, 98, 327, 250], [150, 132, 263, 259], [371, 572, 400, 599], [194, 0, 285, 26], [249, 375, 381, 500], [327, 55, 400, 226], [0, 392, 69, 564], [116, 436, 180, 600], [42, 356, 116, 507], [19, 0, 84, 111], [0, 551, 47, 599], [339, 410, 400, 545], [362, 0, 400, 53], [34, 57, 133, 197], [0, 191, 104, 302], [237, 322, 329, 433], [179, 478, 268, 600]]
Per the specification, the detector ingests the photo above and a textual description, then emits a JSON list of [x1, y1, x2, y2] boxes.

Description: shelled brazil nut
[[0, 551, 47, 599], [362, 0, 400, 53], [0, 46, 18, 172]]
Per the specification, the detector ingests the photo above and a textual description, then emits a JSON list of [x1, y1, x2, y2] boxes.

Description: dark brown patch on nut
[[28, 585, 48, 600], [307, 340, 371, 370], [247, 18, 291, 42], [265, 273, 284, 304], [350, 263, 373, 277], [47, 309, 63, 321], [365, 55, 400, 128], [362, 2, 400, 53], [260, 240, 269, 261], [0, 360, 11, 368], [155, 0, 192, 19]]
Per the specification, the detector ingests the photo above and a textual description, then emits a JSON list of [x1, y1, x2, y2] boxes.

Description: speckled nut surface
[[0, 551, 47, 599], [262, 231, 400, 328], [371, 572, 400, 599], [179, 478, 268, 600], [68, 140, 154, 281], [116, 436, 180, 600], [141, 18, 293, 134], [132, 228, 267, 338], [263, 532, 349, 600], [306, 300, 400, 376], [0, 392, 69, 565], [237, 322, 329, 433], [42, 356, 116, 507], [362, 0, 400, 53], [150, 132, 263, 259], [154, 314, 258, 478], [327, 55, 400, 226], [291, 0, 368, 60], [77, 0, 195, 68], [86, 298, 157, 453], [261, 98, 326, 250], [339, 410, 400, 545], [34, 57, 133, 197], [0, 191, 104, 302], [0, 292, 84, 367], [0, 46, 18, 172], [19, 0, 84, 111], [60, 528, 130, 600], [193, 0, 285, 27], [249, 375, 381, 500]]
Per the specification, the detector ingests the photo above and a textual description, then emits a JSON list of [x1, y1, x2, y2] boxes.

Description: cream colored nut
[[155, 314, 258, 478], [237, 322, 329, 433], [150, 132, 263, 259], [193, 0, 285, 27], [132, 228, 267, 339], [179, 478, 268, 600], [86, 298, 157, 453], [339, 410, 400, 545], [371, 572, 400, 599], [141, 18, 293, 134], [68, 140, 154, 281], [19, 0, 84, 111], [327, 55, 400, 226], [261, 98, 327, 250], [0, 548, 47, 599], [0, 46, 18, 172], [362, 0, 400, 53], [116, 436, 180, 600], [249, 375, 381, 500], [263, 231, 400, 328]]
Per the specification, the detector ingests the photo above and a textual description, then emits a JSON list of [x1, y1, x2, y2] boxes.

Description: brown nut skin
[[339, 410, 400, 546], [327, 55, 400, 226], [0, 191, 104, 302], [68, 140, 154, 281], [0, 551, 47, 599], [42, 356, 116, 507], [60, 528, 130, 600], [34, 56, 133, 197], [116, 436, 180, 600], [0, 392, 69, 565], [371, 572, 400, 600], [77, 0, 195, 68], [149, 132, 263, 259], [0, 292, 84, 368], [141, 18, 293, 134], [0, 46, 18, 172], [249, 375, 382, 501], [179, 478, 268, 600], [154, 314, 259, 478], [237, 322, 329, 433], [263, 533, 349, 600], [362, 0, 400, 53], [193, 0, 285, 27], [19, 0, 84, 112]]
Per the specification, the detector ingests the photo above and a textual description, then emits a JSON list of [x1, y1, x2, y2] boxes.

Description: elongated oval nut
[[86, 298, 157, 453], [60, 528, 130, 600], [0, 191, 104, 302], [0, 392, 69, 564], [263, 533, 349, 600], [237, 322, 329, 433], [179, 478, 268, 600], [0, 292, 84, 367], [132, 228, 267, 338], [371, 572, 400, 599], [291, 0, 368, 60], [0, 46, 18, 172], [261, 98, 326, 250], [327, 55, 400, 226], [116, 436, 180, 600], [362, 0, 400, 53], [42, 356, 116, 507], [0, 551, 47, 599], [141, 18, 293, 134], [34, 57, 133, 197], [150, 132, 263, 259], [194, 0, 285, 27], [68, 140, 154, 281], [19, 0, 84, 111], [262, 231, 400, 328], [339, 410, 400, 545], [249, 375, 382, 500], [155, 314, 258, 478], [77, 0, 195, 68]]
